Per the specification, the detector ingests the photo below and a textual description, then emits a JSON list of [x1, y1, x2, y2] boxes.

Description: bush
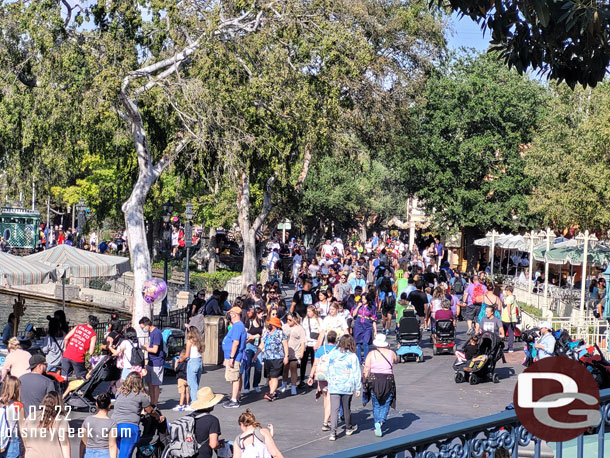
[[89, 278, 111, 292], [518, 301, 543, 318], [190, 271, 241, 292]]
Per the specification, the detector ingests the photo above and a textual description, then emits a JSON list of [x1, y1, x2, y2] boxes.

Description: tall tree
[[414, 51, 547, 267], [525, 83, 610, 231], [436, 0, 610, 87]]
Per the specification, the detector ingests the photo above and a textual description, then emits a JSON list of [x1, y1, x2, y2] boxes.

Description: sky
[[446, 13, 489, 52]]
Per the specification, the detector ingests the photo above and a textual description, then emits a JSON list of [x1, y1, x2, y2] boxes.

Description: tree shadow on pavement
[[351, 410, 420, 435]]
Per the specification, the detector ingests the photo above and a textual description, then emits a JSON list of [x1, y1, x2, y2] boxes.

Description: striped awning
[[26, 244, 131, 278], [0, 252, 57, 285]]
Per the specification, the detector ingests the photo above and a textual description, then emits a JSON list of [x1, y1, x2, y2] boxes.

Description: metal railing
[[319, 388, 610, 458]]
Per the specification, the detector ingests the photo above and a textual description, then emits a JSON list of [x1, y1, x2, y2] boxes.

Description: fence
[[319, 388, 610, 458]]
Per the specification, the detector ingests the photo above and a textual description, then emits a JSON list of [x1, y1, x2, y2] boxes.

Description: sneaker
[[508, 350, 514, 353], [374, 422, 382, 437], [346, 425, 358, 436], [329, 433, 337, 441], [322, 423, 331, 431], [279, 384, 288, 393], [264, 393, 275, 402], [171, 405, 183, 412], [183, 405, 194, 411], [255, 386, 261, 393], [290, 386, 297, 396], [242, 388, 250, 394], [223, 400, 241, 409]]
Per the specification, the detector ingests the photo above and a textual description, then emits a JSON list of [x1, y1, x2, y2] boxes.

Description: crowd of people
[[0, 232, 565, 457]]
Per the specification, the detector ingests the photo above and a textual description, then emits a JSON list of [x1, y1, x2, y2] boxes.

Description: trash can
[[203, 316, 227, 365]]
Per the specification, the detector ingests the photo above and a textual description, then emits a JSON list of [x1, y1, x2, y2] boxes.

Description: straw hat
[[372, 334, 389, 348], [191, 387, 224, 411]]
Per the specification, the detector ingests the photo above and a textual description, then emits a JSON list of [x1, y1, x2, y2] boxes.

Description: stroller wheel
[[492, 373, 500, 384], [89, 405, 97, 413], [455, 372, 465, 383], [469, 374, 479, 385]]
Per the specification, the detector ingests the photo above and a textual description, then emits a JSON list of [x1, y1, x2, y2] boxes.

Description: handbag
[[307, 318, 319, 340]]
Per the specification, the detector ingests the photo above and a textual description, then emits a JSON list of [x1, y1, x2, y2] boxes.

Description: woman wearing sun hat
[[189, 386, 224, 458], [362, 334, 398, 437], [254, 317, 288, 402]]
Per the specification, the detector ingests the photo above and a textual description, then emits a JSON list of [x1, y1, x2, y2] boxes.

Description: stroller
[[64, 354, 121, 413], [396, 312, 424, 363], [432, 320, 455, 355], [136, 407, 168, 458], [454, 332, 504, 385]]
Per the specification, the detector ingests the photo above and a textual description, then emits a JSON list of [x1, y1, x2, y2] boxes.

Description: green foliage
[[414, 51, 547, 234], [189, 271, 241, 292], [518, 301, 543, 318], [437, 0, 610, 87], [89, 278, 112, 291], [525, 83, 610, 231]]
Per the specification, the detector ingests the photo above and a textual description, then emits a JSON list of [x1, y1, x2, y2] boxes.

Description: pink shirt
[[369, 349, 393, 375], [1, 348, 31, 379]]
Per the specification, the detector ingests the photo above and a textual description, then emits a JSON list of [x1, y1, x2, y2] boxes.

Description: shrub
[[189, 271, 241, 292], [89, 278, 111, 291]]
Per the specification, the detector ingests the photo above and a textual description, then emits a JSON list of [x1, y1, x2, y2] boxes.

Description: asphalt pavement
[[65, 314, 526, 457]]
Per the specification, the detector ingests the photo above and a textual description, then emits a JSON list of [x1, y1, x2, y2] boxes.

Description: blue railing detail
[[318, 388, 610, 458]]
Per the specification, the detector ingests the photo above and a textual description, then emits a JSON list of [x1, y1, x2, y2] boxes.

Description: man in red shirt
[[61, 315, 98, 378]]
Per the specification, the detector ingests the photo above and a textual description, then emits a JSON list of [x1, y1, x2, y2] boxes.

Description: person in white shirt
[[266, 248, 280, 271], [321, 240, 333, 257], [535, 322, 556, 360], [89, 231, 98, 252], [316, 303, 348, 348]]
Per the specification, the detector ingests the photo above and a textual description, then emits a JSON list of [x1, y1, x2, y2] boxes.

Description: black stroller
[[454, 332, 504, 385], [396, 312, 424, 362], [64, 355, 121, 412], [136, 407, 168, 458]]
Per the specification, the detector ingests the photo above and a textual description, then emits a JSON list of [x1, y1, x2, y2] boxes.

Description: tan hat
[[229, 306, 242, 314], [190, 387, 224, 411]]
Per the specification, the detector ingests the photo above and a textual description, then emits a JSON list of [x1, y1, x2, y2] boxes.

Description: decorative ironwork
[[318, 389, 610, 458]]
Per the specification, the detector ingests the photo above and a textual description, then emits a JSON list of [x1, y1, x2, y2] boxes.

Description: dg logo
[[514, 357, 601, 442]]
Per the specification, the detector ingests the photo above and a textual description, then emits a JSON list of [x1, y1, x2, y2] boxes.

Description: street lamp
[[76, 197, 86, 245], [184, 201, 193, 292], [160, 201, 173, 317]]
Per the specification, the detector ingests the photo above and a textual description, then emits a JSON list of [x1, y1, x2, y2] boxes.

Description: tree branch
[[294, 143, 311, 193], [252, 174, 277, 233]]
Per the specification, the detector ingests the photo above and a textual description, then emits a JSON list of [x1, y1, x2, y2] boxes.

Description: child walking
[[172, 350, 189, 411]]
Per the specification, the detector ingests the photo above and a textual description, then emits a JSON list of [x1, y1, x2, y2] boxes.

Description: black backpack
[[452, 278, 464, 295], [380, 277, 393, 293], [129, 341, 145, 368]]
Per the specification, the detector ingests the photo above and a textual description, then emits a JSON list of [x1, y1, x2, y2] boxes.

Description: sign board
[[185, 224, 193, 247], [277, 222, 292, 230]]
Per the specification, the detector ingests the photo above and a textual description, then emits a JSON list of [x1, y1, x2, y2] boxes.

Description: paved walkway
[[67, 320, 525, 457]]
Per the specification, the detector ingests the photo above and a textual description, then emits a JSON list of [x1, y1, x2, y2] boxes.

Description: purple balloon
[[142, 278, 168, 304]]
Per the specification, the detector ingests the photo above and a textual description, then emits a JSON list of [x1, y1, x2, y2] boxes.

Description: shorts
[[177, 378, 188, 394], [264, 358, 284, 379], [61, 358, 87, 378], [463, 305, 481, 322], [144, 365, 164, 386], [225, 360, 242, 382]]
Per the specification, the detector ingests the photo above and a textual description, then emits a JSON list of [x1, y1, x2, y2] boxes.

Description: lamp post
[[184, 201, 193, 292], [160, 201, 173, 317], [76, 197, 86, 245], [577, 230, 598, 324]]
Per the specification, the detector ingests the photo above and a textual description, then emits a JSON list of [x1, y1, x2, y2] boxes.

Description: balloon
[[142, 278, 168, 304]]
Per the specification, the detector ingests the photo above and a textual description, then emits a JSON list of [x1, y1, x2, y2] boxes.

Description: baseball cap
[[229, 306, 242, 314], [539, 321, 552, 330], [29, 354, 47, 370]]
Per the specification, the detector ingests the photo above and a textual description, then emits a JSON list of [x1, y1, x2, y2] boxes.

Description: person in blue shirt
[[2, 313, 15, 342], [221, 306, 247, 408], [306, 330, 338, 432], [139, 317, 165, 407]]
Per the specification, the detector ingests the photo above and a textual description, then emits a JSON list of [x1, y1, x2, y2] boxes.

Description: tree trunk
[[123, 184, 153, 327], [463, 226, 484, 274], [242, 230, 257, 288], [207, 227, 217, 273], [358, 221, 367, 242]]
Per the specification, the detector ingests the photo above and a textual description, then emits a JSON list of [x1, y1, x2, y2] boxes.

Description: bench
[[170, 270, 186, 286], [152, 267, 165, 279]]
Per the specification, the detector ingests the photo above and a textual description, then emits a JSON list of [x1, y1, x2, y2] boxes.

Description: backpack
[[380, 277, 393, 293], [316, 346, 332, 381], [165, 412, 209, 458], [452, 278, 464, 295], [0, 405, 17, 452], [472, 283, 485, 305], [236, 427, 271, 458], [129, 341, 145, 368], [188, 312, 206, 335]]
